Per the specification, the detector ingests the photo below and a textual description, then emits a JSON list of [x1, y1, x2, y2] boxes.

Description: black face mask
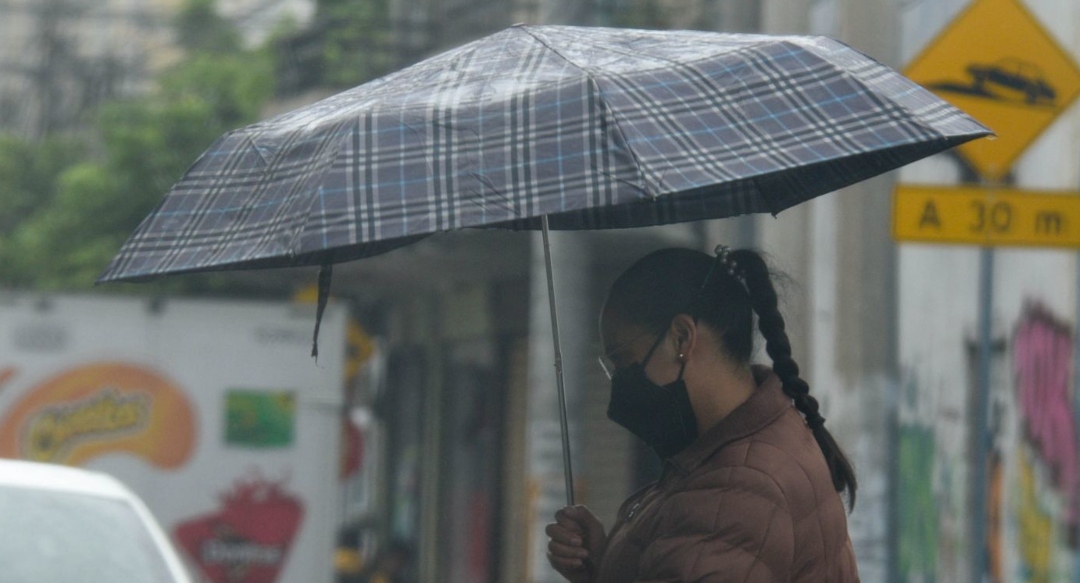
[[606, 329, 699, 460]]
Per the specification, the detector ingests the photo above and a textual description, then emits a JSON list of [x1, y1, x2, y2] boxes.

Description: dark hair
[[604, 247, 857, 509]]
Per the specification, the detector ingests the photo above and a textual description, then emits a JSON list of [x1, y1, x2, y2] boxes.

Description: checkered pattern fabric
[[99, 25, 989, 282]]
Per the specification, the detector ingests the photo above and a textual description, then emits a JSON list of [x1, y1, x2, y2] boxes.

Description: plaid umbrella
[[99, 25, 988, 283], [98, 25, 990, 506]]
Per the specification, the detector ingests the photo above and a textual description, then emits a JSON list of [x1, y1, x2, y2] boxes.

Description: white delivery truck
[[0, 291, 352, 583]]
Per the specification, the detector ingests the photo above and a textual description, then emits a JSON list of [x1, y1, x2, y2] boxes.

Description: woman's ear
[[670, 314, 698, 359]]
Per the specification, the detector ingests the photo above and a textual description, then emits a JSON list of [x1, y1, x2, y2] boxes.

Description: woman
[[546, 246, 860, 583]]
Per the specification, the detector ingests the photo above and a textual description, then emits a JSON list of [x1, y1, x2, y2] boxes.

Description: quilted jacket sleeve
[[633, 466, 794, 583]]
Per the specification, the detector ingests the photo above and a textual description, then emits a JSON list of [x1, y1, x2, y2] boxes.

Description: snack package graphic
[[175, 477, 304, 583]]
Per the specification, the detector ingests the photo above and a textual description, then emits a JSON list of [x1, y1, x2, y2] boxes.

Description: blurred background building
[[1, 0, 1078, 582]]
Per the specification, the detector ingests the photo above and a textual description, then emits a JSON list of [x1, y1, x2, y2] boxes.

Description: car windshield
[[0, 484, 175, 583]]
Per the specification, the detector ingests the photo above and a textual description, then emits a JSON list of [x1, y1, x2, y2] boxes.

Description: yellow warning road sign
[[904, 0, 1080, 181], [893, 185, 1080, 248]]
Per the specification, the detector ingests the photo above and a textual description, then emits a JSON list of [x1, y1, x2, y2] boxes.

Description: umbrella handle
[[541, 215, 577, 507]]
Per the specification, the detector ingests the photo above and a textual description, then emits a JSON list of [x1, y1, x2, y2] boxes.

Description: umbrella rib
[[554, 28, 777, 74], [279, 123, 357, 258], [515, 25, 587, 73], [516, 26, 654, 201], [585, 76, 653, 198]]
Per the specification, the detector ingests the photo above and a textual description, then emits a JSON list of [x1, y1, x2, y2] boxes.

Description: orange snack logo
[[0, 363, 195, 468], [23, 389, 149, 462]]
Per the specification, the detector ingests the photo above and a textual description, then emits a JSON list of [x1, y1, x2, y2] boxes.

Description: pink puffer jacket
[[594, 366, 860, 583]]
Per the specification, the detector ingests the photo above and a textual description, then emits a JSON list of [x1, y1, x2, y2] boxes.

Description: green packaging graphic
[[225, 390, 296, 447]]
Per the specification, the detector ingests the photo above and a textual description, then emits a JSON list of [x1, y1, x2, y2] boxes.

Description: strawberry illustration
[[174, 476, 304, 583]]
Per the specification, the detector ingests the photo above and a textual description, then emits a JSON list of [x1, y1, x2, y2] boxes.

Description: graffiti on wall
[[897, 370, 968, 583], [1012, 306, 1078, 527], [903, 301, 1080, 583], [898, 422, 939, 582], [1017, 448, 1054, 583], [1007, 304, 1079, 582]]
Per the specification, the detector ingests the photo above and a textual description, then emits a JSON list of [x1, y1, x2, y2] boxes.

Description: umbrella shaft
[[542, 215, 576, 507]]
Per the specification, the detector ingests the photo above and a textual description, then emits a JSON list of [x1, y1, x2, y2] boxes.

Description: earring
[[677, 353, 685, 362]]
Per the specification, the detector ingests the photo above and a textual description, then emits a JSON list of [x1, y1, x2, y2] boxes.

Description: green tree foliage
[[314, 0, 395, 88], [3, 163, 122, 287], [175, 0, 242, 54], [0, 136, 82, 235], [0, 136, 85, 287], [0, 0, 273, 293]]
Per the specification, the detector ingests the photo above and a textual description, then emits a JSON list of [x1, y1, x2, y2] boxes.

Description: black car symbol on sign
[[967, 58, 1056, 105], [926, 57, 1058, 107]]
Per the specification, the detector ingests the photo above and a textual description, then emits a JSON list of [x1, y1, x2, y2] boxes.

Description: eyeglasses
[[598, 355, 615, 380], [597, 328, 654, 381], [598, 326, 669, 381]]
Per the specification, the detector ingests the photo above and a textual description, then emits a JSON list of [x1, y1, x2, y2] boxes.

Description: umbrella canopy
[[98, 25, 989, 283], [96, 24, 991, 510]]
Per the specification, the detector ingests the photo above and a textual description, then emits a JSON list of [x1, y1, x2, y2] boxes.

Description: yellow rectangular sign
[[893, 185, 1080, 248]]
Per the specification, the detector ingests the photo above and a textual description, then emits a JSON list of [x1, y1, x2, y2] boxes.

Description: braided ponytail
[[731, 249, 858, 509]]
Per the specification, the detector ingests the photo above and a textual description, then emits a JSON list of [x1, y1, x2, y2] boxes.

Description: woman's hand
[[546, 505, 608, 583]]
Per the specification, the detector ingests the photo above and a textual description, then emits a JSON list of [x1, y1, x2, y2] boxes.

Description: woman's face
[[599, 310, 680, 385]]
